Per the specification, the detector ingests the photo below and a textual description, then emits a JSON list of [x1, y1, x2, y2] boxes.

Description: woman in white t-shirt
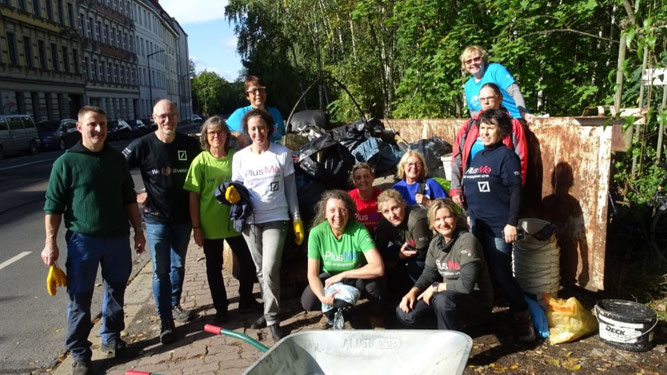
[[231, 109, 303, 341]]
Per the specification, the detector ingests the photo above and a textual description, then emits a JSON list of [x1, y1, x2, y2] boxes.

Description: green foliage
[[191, 71, 236, 117]]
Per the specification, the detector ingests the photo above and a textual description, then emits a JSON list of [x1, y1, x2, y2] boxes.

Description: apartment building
[[0, 0, 85, 120]]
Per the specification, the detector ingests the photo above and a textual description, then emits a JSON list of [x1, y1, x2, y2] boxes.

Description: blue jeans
[[471, 223, 528, 312], [145, 222, 191, 321], [65, 231, 131, 362]]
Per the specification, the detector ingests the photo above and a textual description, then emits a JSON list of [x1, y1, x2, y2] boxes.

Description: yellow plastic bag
[[543, 293, 598, 344]]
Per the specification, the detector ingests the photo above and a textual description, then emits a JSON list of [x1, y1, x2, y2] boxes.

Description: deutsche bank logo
[[177, 150, 187, 161], [478, 181, 490, 192], [270, 181, 279, 191]]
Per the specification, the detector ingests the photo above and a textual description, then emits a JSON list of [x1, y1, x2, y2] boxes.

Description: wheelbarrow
[[204, 324, 472, 375]]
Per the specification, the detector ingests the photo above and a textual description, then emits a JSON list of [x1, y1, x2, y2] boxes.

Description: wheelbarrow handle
[[203, 324, 269, 353], [125, 371, 164, 375]]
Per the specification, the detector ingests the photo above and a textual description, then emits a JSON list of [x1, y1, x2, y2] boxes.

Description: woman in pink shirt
[[348, 163, 382, 236]]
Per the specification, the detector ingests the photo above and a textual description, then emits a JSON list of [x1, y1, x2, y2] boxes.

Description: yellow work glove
[[46, 263, 67, 296], [293, 219, 304, 246], [225, 185, 240, 204]]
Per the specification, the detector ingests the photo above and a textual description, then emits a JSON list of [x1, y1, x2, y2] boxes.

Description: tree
[[191, 71, 232, 117]]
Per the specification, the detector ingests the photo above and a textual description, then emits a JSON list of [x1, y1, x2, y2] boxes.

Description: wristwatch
[[431, 281, 439, 293]]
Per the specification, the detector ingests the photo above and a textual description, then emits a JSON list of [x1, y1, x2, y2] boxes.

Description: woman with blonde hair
[[396, 198, 493, 330], [392, 150, 447, 206], [184, 116, 260, 324]]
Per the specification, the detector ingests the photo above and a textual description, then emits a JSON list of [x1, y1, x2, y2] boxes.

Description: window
[[50, 43, 58, 71], [72, 49, 79, 73], [96, 21, 101, 40], [33, 0, 42, 17], [23, 36, 33, 68], [79, 14, 85, 33], [114, 63, 119, 83], [110, 27, 115, 45], [107, 62, 112, 81], [100, 62, 105, 81], [84, 56, 89, 79], [57, 0, 63, 24], [18, 0, 27, 12], [87, 17, 92, 37], [61, 46, 69, 72], [92, 59, 98, 80], [7, 32, 17, 65], [38, 40, 47, 69], [67, 3, 74, 27], [8, 117, 24, 130], [104, 24, 109, 43], [46, 0, 53, 21]]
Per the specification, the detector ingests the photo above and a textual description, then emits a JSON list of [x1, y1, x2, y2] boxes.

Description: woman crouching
[[300, 190, 385, 329], [396, 199, 493, 330]]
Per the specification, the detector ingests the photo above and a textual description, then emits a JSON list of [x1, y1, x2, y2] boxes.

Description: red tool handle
[[125, 371, 151, 375], [204, 324, 222, 335]]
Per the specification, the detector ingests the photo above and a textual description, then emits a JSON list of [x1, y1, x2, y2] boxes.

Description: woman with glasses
[[460, 45, 534, 122], [183, 116, 261, 324], [392, 150, 447, 207], [449, 83, 527, 209], [226, 75, 286, 145]]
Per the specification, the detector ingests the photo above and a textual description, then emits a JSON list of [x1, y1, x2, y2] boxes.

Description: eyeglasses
[[479, 95, 498, 102], [246, 87, 267, 95], [464, 56, 482, 65]]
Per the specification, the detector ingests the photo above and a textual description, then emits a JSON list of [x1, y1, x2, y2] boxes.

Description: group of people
[[41, 44, 537, 375]]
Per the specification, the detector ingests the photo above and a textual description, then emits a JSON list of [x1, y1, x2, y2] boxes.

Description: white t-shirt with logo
[[232, 143, 294, 224]]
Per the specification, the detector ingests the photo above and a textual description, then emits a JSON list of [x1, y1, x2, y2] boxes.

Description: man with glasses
[[122, 99, 201, 345], [226, 75, 286, 146]]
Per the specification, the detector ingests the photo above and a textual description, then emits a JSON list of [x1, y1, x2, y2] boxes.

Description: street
[[0, 124, 200, 374]]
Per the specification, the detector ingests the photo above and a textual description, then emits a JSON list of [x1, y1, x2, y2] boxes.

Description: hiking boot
[[318, 314, 332, 330], [250, 315, 267, 329], [72, 360, 92, 375], [172, 305, 194, 323], [100, 338, 127, 358], [515, 310, 536, 343], [270, 324, 284, 341], [369, 314, 385, 330], [160, 318, 176, 345], [238, 299, 263, 314]]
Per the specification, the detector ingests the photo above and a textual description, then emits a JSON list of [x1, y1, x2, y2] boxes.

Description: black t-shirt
[[123, 132, 201, 224], [462, 143, 521, 235], [374, 205, 432, 263]]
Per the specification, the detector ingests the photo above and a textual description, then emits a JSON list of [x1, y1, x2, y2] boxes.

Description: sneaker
[[270, 324, 284, 341], [72, 360, 93, 375], [515, 311, 536, 343], [160, 318, 176, 345], [172, 305, 194, 323], [250, 315, 267, 329], [100, 338, 127, 358], [238, 299, 263, 314], [368, 314, 385, 330], [317, 314, 332, 330]]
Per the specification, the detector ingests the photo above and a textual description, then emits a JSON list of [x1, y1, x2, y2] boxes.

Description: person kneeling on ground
[[396, 199, 493, 331], [300, 190, 386, 329]]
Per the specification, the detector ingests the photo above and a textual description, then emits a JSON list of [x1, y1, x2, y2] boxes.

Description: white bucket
[[441, 154, 453, 181]]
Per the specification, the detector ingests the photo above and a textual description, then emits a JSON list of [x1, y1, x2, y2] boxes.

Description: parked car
[[0, 114, 41, 158], [37, 118, 80, 150], [107, 120, 132, 140], [191, 114, 203, 123], [142, 117, 157, 132], [128, 119, 150, 138]]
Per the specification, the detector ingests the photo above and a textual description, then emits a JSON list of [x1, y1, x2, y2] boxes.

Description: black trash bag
[[351, 137, 403, 176], [287, 109, 329, 139], [407, 137, 452, 178], [295, 172, 326, 225], [297, 133, 355, 190], [331, 118, 386, 152]]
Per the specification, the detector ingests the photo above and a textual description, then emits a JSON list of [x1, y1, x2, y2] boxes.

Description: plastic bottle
[[333, 307, 344, 330]]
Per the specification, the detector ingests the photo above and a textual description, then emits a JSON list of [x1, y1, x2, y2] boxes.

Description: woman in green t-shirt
[[184, 116, 260, 323], [300, 190, 385, 329]]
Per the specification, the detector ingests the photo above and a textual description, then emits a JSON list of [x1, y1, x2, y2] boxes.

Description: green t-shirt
[[183, 150, 239, 239], [307, 220, 376, 275]]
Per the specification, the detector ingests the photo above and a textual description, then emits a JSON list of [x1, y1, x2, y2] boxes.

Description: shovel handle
[[126, 371, 163, 375], [203, 324, 269, 353]]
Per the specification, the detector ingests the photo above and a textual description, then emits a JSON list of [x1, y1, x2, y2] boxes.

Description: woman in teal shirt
[[300, 190, 385, 329], [184, 116, 260, 323]]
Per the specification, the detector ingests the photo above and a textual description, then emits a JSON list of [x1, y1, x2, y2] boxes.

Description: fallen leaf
[[545, 358, 560, 366], [565, 351, 573, 357], [563, 363, 581, 371], [510, 364, 519, 370]]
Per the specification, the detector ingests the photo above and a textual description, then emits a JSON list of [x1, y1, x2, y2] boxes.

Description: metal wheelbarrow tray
[[205, 325, 472, 375]]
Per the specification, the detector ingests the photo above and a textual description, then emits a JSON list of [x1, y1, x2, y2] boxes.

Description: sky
[[159, 0, 243, 82]]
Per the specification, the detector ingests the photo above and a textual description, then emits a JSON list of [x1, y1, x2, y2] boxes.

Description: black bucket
[[595, 299, 658, 352]]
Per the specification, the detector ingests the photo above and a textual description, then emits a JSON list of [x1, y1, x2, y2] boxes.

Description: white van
[[0, 114, 41, 159]]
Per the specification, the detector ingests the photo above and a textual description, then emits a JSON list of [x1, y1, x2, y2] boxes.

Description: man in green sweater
[[41, 106, 146, 375]]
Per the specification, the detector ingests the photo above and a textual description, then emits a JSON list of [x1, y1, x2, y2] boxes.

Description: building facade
[[0, 0, 85, 120], [78, 0, 139, 120], [173, 19, 191, 120]]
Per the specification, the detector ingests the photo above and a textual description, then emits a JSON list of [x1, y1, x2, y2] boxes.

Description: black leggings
[[300, 272, 385, 315]]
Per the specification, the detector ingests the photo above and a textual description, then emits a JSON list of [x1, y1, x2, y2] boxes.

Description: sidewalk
[[52, 238, 322, 375]]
